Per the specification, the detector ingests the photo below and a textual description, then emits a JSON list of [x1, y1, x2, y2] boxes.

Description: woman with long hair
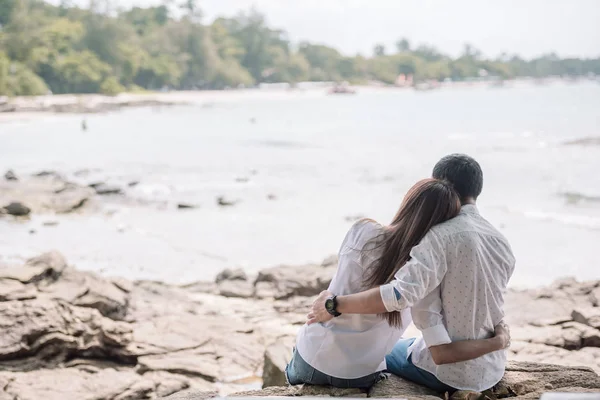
[[285, 179, 509, 389]]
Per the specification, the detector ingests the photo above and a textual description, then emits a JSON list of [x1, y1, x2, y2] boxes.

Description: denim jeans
[[385, 338, 456, 394], [285, 348, 382, 389]]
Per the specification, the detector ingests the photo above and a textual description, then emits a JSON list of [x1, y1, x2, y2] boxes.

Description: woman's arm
[[429, 322, 510, 365]]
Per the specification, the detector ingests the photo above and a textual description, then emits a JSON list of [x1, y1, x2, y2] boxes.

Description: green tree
[[0, 0, 16, 26], [396, 38, 410, 53], [373, 44, 386, 57]]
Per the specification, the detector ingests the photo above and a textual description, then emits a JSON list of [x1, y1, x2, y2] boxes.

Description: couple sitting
[[286, 154, 515, 393]]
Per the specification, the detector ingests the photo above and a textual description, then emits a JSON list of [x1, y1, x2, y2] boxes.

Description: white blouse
[[295, 220, 412, 379]]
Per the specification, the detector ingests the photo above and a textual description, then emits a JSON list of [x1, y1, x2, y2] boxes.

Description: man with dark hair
[[307, 154, 515, 393], [432, 154, 483, 202]]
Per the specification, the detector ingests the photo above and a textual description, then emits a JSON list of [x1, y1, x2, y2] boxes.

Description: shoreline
[[1, 78, 595, 124]]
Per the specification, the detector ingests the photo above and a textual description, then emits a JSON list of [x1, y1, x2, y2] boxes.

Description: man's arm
[[429, 322, 511, 365], [306, 288, 386, 325]]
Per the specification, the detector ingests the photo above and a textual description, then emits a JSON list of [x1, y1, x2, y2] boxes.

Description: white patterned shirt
[[296, 220, 413, 379], [380, 205, 515, 391]]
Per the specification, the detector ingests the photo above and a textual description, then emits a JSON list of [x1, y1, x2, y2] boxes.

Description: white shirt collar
[[460, 204, 479, 215]]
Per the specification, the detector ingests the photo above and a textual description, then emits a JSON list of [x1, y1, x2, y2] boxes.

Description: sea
[[1, 82, 599, 287]]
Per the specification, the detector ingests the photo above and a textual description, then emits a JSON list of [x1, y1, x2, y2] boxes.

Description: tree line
[[0, 0, 599, 96]]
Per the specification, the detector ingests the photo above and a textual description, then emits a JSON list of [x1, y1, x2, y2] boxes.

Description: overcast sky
[[77, 0, 600, 58]]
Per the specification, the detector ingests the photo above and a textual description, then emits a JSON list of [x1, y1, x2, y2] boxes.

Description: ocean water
[[1, 83, 599, 287]]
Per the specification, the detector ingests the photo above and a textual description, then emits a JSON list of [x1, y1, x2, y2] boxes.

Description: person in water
[[289, 165, 512, 390]]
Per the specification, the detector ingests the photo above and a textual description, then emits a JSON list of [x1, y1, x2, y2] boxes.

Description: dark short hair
[[432, 154, 483, 201]]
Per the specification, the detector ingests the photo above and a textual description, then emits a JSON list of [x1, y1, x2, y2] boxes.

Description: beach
[[1, 82, 600, 399]]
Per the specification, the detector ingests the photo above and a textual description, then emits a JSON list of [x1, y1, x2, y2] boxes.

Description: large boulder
[[165, 361, 600, 400], [37, 267, 130, 320], [218, 280, 255, 298], [495, 361, 600, 398], [0, 252, 130, 320], [130, 315, 264, 383], [0, 251, 67, 284], [254, 263, 336, 300], [368, 374, 440, 398], [572, 307, 600, 329], [0, 366, 190, 400], [216, 268, 247, 283], [0, 176, 94, 214], [262, 337, 294, 388], [0, 299, 133, 370]]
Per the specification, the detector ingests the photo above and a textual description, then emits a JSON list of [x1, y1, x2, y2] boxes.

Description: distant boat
[[328, 84, 356, 95], [413, 81, 440, 91]]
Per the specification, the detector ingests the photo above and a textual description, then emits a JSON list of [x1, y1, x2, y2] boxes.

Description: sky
[[74, 0, 600, 58]]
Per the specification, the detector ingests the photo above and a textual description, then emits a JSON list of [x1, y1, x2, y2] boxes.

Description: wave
[[521, 209, 600, 230], [563, 136, 600, 146], [558, 191, 600, 205], [249, 140, 314, 149]]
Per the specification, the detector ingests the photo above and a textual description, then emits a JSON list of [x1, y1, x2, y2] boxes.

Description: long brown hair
[[364, 178, 461, 328]]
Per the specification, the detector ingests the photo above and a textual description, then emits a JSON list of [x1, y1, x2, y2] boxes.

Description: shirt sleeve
[[411, 286, 452, 347], [380, 229, 448, 312]]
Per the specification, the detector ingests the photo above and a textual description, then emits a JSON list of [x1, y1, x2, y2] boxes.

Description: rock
[[495, 361, 600, 398], [217, 196, 238, 207], [254, 263, 336, 300], [218, 280, 254, 298], [0, 251, 67, 283], [369, 375, 440, 398], [51, 186, 93, 213], [131, 314, 263, 383], [4, 170, 18, 181], [267, 194, 277, 200], [509, 341, 600, 374], [164, 390, 219, 400], [572, 307, 600, 329], [0, 279, 37, 301], [0, 175, 94, 214], [321, 255, 338, 267], [512, 321, 600, 350], [92, 183, 123, 195], [127, 180, 140, 187], [216, 268, 247, 283], [177, 203, 198, 209], [262, 337, 294, 388], [33, 170, 63, 180], [230, 385, 367, 398], [591, 288, 600, 307], [2, 202, 31, 216], [73, 169, 91, 177], [142, 371, 191, 397], [181, 281, 218, 295], [37, 267, 130, 320], [0, 299, 133, 369], [42, 220, 59, 227], [0, 367, 141, 400]]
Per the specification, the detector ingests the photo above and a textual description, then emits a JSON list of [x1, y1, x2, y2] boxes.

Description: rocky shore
[[0, 93, 186, 115], [0, 250, 598, 399], [2, 168, 600, 399]]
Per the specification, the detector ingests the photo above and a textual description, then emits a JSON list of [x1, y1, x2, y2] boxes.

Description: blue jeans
[[285, 348, 382, 389], [385, 338, 456, 393]]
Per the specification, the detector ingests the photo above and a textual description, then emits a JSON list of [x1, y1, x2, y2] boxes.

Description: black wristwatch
[[325, 295, 341, 317]]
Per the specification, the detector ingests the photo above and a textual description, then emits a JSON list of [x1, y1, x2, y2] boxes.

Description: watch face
[[325, 298, 335, 312]]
